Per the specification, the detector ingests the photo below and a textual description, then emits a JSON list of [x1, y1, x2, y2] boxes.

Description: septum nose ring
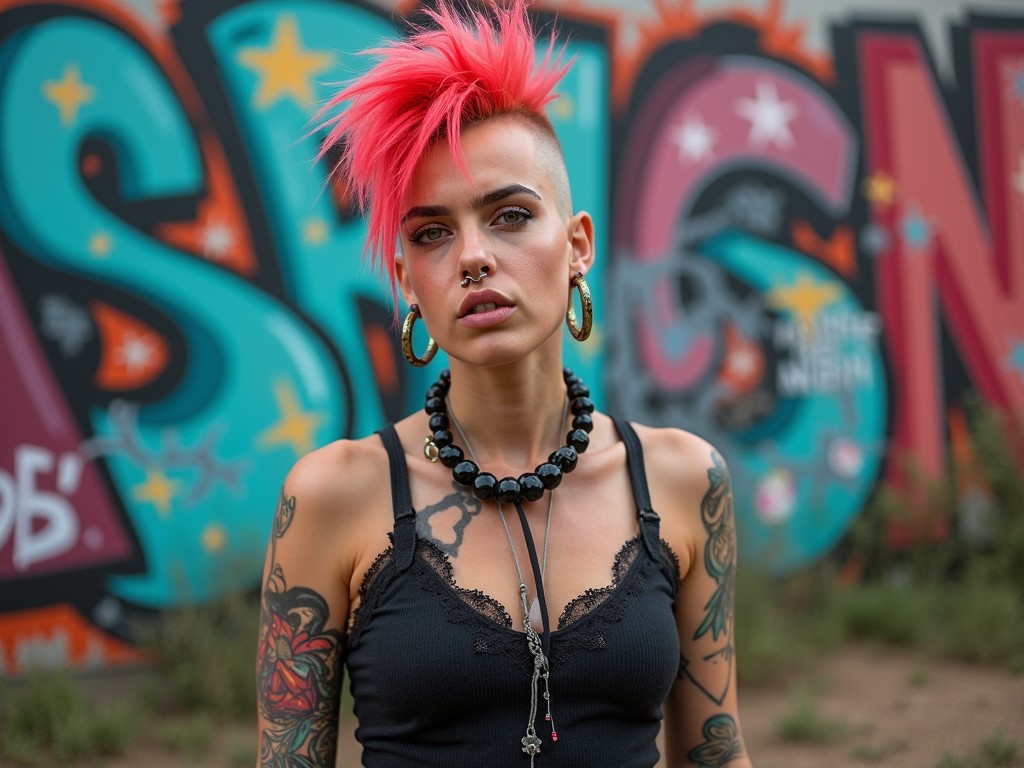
[[460, 266, 490, 287]]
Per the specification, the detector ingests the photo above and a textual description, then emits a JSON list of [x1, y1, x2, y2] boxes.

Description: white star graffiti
[[735, 80, 799, 150], [671, 114, 718, 163]]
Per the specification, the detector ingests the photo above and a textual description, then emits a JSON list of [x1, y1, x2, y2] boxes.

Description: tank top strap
[[611, 416, 663, 565], [376, 425, 417, 573]]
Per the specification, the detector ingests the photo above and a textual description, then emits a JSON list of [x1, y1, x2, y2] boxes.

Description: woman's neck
[[443, 355, 571, 474]]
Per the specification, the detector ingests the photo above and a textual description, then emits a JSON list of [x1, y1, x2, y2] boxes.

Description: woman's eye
[[412, 226, 447, 244], [496, 208, 530, 226]]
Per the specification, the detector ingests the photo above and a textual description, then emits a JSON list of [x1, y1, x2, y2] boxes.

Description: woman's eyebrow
[[402, 204, 450, 223], [472, 184, 542, 209], [402, 184, 542, 223]]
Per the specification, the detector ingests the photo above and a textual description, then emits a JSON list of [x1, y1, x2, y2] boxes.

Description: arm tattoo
[[680, 451, 736, 705], [678, 650, 732, 707], [687, 714, 743, 768], [415, 483, 482, 557], [696, 452, 735, 641], [257, 491, 345, 767]]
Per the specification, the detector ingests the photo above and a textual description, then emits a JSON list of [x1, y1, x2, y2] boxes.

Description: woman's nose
[[457, 227, 495, 274]]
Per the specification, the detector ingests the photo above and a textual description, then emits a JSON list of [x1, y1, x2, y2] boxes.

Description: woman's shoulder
[[618, 420, 732, 573], [279, 432, 393, 532], [621, 420, 731, 515], [627, 421, 724, 477]]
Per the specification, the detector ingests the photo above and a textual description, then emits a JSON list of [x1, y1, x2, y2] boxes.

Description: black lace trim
[[348, 545, 394, 643], [659, 539, 682, 593], [550, 537, 653, 664], [558, 537, 641, 628], [411, 538, 532, 671], [349, 534, 680, 669], [415, 538, 514, 628]]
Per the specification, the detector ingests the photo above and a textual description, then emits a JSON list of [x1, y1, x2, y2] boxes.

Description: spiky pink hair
[[314, 0, 570, 297]]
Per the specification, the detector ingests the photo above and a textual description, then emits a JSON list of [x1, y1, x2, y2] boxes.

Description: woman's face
[[397, 116, 593, 368]]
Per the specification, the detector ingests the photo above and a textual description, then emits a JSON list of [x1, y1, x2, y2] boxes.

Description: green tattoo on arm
[[688, 714, 743, 768], [681, 451, 736, 706], [695, 451, 735, 641]]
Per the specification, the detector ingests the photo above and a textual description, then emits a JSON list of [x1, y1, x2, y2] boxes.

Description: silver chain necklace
[[446, 396, 568, 764]]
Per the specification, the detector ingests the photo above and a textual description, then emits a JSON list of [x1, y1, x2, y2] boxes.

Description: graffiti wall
[[1, 0, 1021, 672]]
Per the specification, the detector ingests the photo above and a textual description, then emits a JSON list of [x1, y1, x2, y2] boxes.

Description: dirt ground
[[739, 644, 1024, 768], [10, 643, 1024, 767]]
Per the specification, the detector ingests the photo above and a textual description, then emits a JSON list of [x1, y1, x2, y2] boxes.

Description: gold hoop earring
[[401, 304, 438, 367], [566, 272, 593, 341]]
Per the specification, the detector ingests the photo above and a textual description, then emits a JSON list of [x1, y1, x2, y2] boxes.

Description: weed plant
[[774, 685, 850, 744], [134, 589, 260, 719], [850, 739, 909, 763], [0, 669, 141, 765], [229, 737, 258, 767], [937, 729, 1020, 767], [982, 730, 1019, 766], [154, 713, 215, 759]]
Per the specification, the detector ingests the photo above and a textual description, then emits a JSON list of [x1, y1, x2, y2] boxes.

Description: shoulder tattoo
[[415, 483, 483, 557]]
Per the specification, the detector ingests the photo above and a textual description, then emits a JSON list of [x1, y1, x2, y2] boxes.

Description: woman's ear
[[395, 253, 416, 308], [567, 210, 596, 276]]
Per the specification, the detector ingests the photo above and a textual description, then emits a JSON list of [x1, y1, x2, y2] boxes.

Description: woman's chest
[[347, 535, 681, 716]]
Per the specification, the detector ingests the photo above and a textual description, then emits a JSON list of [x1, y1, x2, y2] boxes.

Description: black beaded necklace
[[423, 368, 595, 505]]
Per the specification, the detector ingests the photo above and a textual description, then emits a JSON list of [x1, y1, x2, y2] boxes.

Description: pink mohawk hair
[[314, 0, 570, 299]]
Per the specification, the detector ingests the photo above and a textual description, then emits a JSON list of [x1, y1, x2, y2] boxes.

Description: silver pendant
[[522, 732, 542, 756]]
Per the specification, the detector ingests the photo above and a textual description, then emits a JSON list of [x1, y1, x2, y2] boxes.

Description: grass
[[134, 590, 260, 720], [850, 739, 909, 763], [935, 580, 1024, 663], [774, 686, 851, 744], [0, 590, 261, 766], [229, 737, 258, 767], [938, 730, 1020, 768], [982, 730, 1019, 766], [154, 713, 215, 760], [0, 670, 142, 765], [907, 663, 931, 686]]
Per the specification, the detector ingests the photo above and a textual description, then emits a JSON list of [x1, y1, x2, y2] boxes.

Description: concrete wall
[[2, 0, 1022, 672]]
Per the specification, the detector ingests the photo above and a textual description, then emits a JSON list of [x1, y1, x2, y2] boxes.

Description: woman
[[255, 2, 751, 766]]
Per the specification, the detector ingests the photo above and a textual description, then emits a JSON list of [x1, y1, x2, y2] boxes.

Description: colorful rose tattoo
[[257, 492, 344, 767]]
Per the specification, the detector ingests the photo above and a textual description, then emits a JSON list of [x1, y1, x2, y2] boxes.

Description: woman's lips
[[457, 304, 517, 328], [456, 289, 514, 327]]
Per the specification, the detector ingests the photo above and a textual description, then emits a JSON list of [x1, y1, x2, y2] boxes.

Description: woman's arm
[[644, 428, 753, 767], [255, 447, 357, 767]]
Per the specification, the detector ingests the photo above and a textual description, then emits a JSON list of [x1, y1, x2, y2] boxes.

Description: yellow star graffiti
[[237, 15, 335, 110], [302, 217, 328, 245], [548, 95, 576, 121], [766, 273, 842, 331], [133, 467, 181, 517], [258, 379, 327, 457], [861, 172, 897, 207], [43, 63, 95, 127], [202, 524, 227, 553], [88, 231, 112, 257]]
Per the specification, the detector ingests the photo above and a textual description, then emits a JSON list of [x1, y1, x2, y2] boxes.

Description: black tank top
[[346, 417, 680, 767]]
